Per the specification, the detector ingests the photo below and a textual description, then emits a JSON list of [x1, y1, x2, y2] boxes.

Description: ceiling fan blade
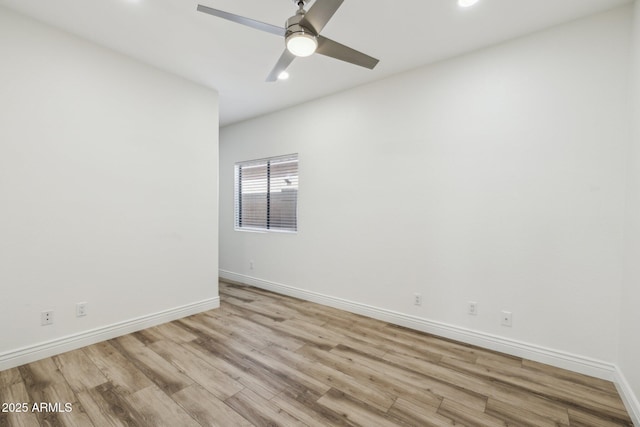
[[266, 50, 297, 82], [197, 4, 285, 37], [316, 36, 379, 69], [300, 0, 344, 34]]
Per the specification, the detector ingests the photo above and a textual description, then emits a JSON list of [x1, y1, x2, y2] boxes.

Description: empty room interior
[[1, 0, 640, 425]]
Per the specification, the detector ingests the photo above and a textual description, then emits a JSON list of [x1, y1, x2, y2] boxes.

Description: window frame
[[234, 153, 299, 234]]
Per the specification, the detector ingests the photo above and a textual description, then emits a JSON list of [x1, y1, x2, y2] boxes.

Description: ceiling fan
[[197, 0, 379, 82]]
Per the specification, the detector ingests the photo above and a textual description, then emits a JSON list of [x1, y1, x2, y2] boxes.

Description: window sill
[[234, 227, 297, 235]]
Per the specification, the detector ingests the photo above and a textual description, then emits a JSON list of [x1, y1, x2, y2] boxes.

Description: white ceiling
[[0, 0, 631, 126]]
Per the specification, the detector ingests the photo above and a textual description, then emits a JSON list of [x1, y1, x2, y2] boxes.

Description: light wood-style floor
[[0, 281, 633, 426]]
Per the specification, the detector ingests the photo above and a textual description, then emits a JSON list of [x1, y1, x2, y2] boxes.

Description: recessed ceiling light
[[278, 71, 290, 80], [458, 0, 480, 8]]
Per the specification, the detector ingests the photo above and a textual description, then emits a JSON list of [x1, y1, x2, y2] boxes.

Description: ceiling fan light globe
[[286, 33, 318, 57]]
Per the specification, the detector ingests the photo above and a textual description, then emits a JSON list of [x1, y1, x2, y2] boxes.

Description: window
[[235, 154, 298, 232]]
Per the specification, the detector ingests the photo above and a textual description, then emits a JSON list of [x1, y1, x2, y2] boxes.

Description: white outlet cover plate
[[501, 311, 513, 327], [41, 311, 54, 325], [468, 302, 478, 315], [76, 302, 87, 317]]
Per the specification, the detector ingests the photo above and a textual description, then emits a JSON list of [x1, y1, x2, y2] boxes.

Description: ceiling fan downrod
[[294, 0, 308, 10]]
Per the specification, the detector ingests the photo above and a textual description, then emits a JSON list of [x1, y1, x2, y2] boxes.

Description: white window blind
[[235, 154, 298, 232]]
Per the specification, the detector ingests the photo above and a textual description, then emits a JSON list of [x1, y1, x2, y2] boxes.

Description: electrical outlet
[[414, 293, 422, 306], [249, 260, 254, 270], [76, 302, 87, 317], [468, 301, 478, 315], [41, 310, 54, 326], [501, 311, 513, 327]]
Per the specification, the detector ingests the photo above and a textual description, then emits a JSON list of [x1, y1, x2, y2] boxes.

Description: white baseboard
[[0, 297, 220, 371], [221, 270, 640, 421], [615, 367, 640, 426]]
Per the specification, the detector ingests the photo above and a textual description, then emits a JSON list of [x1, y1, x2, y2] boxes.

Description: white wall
[[220, 6, 631, 371], [0, 7, 219, 365], [619, 0, 640, 421]]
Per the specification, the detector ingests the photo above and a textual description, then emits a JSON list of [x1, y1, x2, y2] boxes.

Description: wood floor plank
[[522, 359, 619, 395], [127, 385, 200, 427], [244, 346, 331, 397], [387, 397, 457, 427], [185, 337, 281, 399], [261, 344, 398, 412], [180, 313, 271, 352], [76, 388, 130, 427], [437, 398, 509, 427], [0, 368, 21, 390], [303, 343, 482, 413], [316, 388, 401, 427], [223, 296, 290, 323], [18, 357, 67, 392], [316, 320, 392, 359], [131, 328, 165, 346], [276, 295, 368, 327], [18, 359, 67, 427], [476, 352, 523, 369], [82, 341, 153, 394], [485, 397, 569, 427], [42, 381, 95, 427], [152, 322, 199, 344], [322, 321, 414, 359], [247, 315, 339, 351], [79, 382, 146, 427], [183, 317, 335, 402], [148, 339, 244, 400], [441, 355, 631, 424], [0, 280, 633, 427], [53, 349, 108, 393], [109, 334, 193, 395], [222, 292, 302, 323], [387, 350, 572, 425], [568, 407, 633, 426], [224, 388, 305, 427], [204, 308, 306, 352], [172, 384, 252, 427], [270, 388, 356, 427], [382, 348, 485, 390], [218, 284, 267, 303], [483, 381, 571, 425], [319, 344, 488, 412], [0, 381, 40, 427], [382, 324, 481, 363], [193, 336, 300, 397]]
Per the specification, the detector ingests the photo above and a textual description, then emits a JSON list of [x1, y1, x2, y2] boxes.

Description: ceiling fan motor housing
[[285, 11, 315, 37]]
